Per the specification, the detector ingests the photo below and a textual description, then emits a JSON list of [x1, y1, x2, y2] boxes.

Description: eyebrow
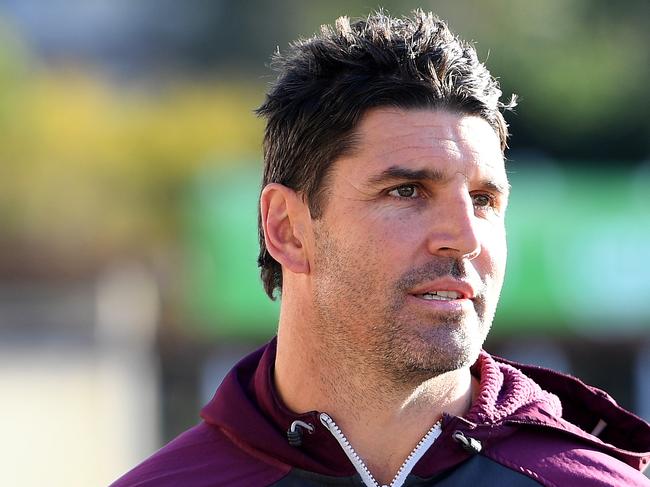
[[367, 166, 446, 185], [481, 179, 511, 196], [367, 165, 511, 195]]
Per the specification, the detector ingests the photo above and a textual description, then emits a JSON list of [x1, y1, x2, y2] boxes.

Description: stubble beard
[[312, 227, 497, 389], [373, 305, 486, 385]]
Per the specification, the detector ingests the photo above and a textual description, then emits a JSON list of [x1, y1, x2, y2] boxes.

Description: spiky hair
[[257, 10, 516, 299]]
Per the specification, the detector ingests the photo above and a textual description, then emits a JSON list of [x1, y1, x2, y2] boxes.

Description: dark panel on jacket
[[271, 455, 542, 486]]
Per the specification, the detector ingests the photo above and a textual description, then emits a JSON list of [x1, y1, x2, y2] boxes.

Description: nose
[[426, 190, 481, 260]]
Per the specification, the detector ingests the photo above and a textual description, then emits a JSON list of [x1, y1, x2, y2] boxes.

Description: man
[[112, 11, 650, 487]]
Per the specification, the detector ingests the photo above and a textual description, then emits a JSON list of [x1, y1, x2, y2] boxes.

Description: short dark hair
[[256, 10, 515, 299]]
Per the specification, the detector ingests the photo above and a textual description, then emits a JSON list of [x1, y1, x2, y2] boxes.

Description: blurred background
[[0, 1, 648, 485]]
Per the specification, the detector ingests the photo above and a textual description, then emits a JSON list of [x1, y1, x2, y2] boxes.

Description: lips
[[418, 290, 463, 301], [409, 279, 476, 301]]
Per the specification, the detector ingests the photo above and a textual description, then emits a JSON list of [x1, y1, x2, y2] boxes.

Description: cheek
[[340, 218, 414, 281], [477, 224, 507, 278], [347, 207, 416, 244]]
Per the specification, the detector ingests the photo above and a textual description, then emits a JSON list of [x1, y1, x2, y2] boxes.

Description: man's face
[[308, 108, 508, 383]]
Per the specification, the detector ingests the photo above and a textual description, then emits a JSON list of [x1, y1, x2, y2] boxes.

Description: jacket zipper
[[319, 412, 442, 487]]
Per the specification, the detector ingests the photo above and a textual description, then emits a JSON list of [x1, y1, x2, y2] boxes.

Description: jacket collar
[[467, 350, 563, 425], [201, 338, 650, 474], [201, 337, 356, 475], [489, 354, 650, 471]]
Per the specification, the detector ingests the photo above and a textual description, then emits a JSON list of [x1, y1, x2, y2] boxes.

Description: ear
[[260, 183, 311, 275]]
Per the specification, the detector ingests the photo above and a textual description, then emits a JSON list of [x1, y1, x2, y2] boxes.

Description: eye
[[388, 184, 420, 199], [472, 193, 496, 210]]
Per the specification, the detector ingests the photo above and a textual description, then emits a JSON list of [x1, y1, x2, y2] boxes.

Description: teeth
[[436, 290, 461, 299], [419, 291, 461, 301]]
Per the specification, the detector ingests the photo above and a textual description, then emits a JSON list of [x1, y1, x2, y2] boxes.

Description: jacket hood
[[489, 355, 650, 472], [201, 338, 357, 476], [201, 338, 650, 476]]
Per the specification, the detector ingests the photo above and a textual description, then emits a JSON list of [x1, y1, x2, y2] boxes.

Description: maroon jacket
[[112, 338, 650, 486]]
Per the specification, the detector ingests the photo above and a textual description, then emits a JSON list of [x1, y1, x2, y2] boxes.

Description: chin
[[381, 317, 487, 383]]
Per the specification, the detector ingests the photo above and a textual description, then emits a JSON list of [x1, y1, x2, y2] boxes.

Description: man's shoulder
[[471, 352, 650, 485], [109, 421, 291, 487], [483, 423, 650, 486]]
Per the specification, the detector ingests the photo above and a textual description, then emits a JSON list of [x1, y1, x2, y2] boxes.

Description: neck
[[274, 308, 476, 484]]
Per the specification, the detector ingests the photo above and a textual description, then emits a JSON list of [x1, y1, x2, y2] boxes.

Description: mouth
[[410, 280, 474, 299], [416, 290, 464, 301]]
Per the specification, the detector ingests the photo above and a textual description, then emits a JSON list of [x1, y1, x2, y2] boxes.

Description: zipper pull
[[287, 420, 315, 447]]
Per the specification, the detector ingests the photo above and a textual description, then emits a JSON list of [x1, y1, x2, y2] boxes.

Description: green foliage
[[0, 0, 647, 260], [0, 69, 265, 254]]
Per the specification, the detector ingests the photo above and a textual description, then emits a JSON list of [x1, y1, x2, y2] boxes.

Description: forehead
[[339, 107, 505, 182]]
